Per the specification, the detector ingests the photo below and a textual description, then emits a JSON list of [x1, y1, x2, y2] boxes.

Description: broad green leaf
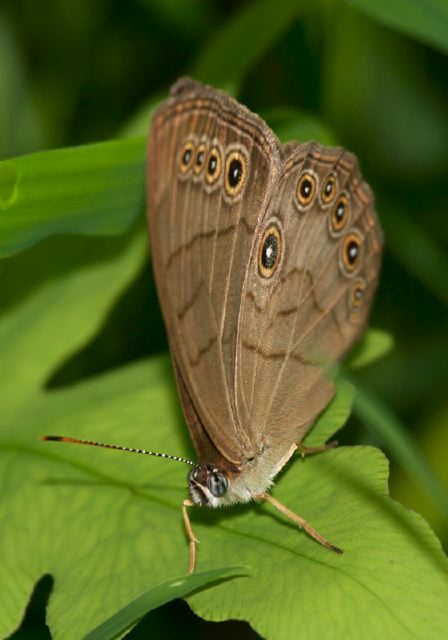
[[1, 229, 447, 639], [0, 137, 145, 258], [304, 378, 355, 446], [85, 567, 247, 640], [187, 446, 448, 639], [346, 0, 448, 55], [347, 328, 394, 369], [0, 230, 147, 410], [192, 0, 302, 94]]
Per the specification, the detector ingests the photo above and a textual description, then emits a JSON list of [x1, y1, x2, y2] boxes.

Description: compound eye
[[207, 471, 229, 497]]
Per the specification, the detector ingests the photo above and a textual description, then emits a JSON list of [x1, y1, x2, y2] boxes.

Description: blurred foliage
[[1, 0, 447, 638]]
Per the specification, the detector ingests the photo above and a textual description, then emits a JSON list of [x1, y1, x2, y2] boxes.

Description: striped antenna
[[41, 435, 196, 466]]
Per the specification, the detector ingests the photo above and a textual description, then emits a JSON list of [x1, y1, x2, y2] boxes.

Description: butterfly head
[[188, 464, 229, 507]]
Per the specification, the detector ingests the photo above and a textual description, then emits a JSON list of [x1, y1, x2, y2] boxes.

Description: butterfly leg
[[182, 499, 200, 573], [297, 440, 338, 458], [255, 492, 343, 554]]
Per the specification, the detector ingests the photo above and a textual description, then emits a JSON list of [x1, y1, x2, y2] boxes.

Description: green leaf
[[1, 230, 447, 639], [347, 328, 394, 369], [0, 231, 147, 409], [304, 378, 355, 446], [85, 567, 247, 640], [187, 446, 448, 639], [0, 137, 145, 258], [192, 0, 302, 93], [346, 0, 448, 55]]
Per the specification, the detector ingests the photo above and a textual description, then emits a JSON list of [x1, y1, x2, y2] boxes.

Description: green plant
[[1, 1, 447, 638]]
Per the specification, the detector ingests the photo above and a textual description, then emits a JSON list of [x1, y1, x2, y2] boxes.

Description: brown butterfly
[[43, 78, 382, 573]]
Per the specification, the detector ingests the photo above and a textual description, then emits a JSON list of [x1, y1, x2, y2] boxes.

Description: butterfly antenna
[[40, 435, 196, 466]]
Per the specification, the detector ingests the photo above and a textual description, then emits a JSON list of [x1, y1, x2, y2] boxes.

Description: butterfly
[[43, 78, 382, 573]]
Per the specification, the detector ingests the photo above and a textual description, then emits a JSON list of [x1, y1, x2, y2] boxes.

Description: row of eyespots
[[178, 138, 247, 198], [296, 171, 336, 208], [257, 222, 363, 281], [256, 227, 368, 320], [256, 226, 368, 321], [295, 171, 352, 235], [295, 169, 364, 277]]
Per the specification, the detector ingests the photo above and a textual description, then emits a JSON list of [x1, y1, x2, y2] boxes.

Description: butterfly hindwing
[[236, 142, 383, 452]]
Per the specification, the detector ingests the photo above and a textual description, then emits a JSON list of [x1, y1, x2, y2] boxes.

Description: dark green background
[[2, 0, 447, 637]]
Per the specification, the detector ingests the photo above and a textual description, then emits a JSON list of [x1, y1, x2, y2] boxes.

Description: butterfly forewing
[[147, 78, 282, 466]]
